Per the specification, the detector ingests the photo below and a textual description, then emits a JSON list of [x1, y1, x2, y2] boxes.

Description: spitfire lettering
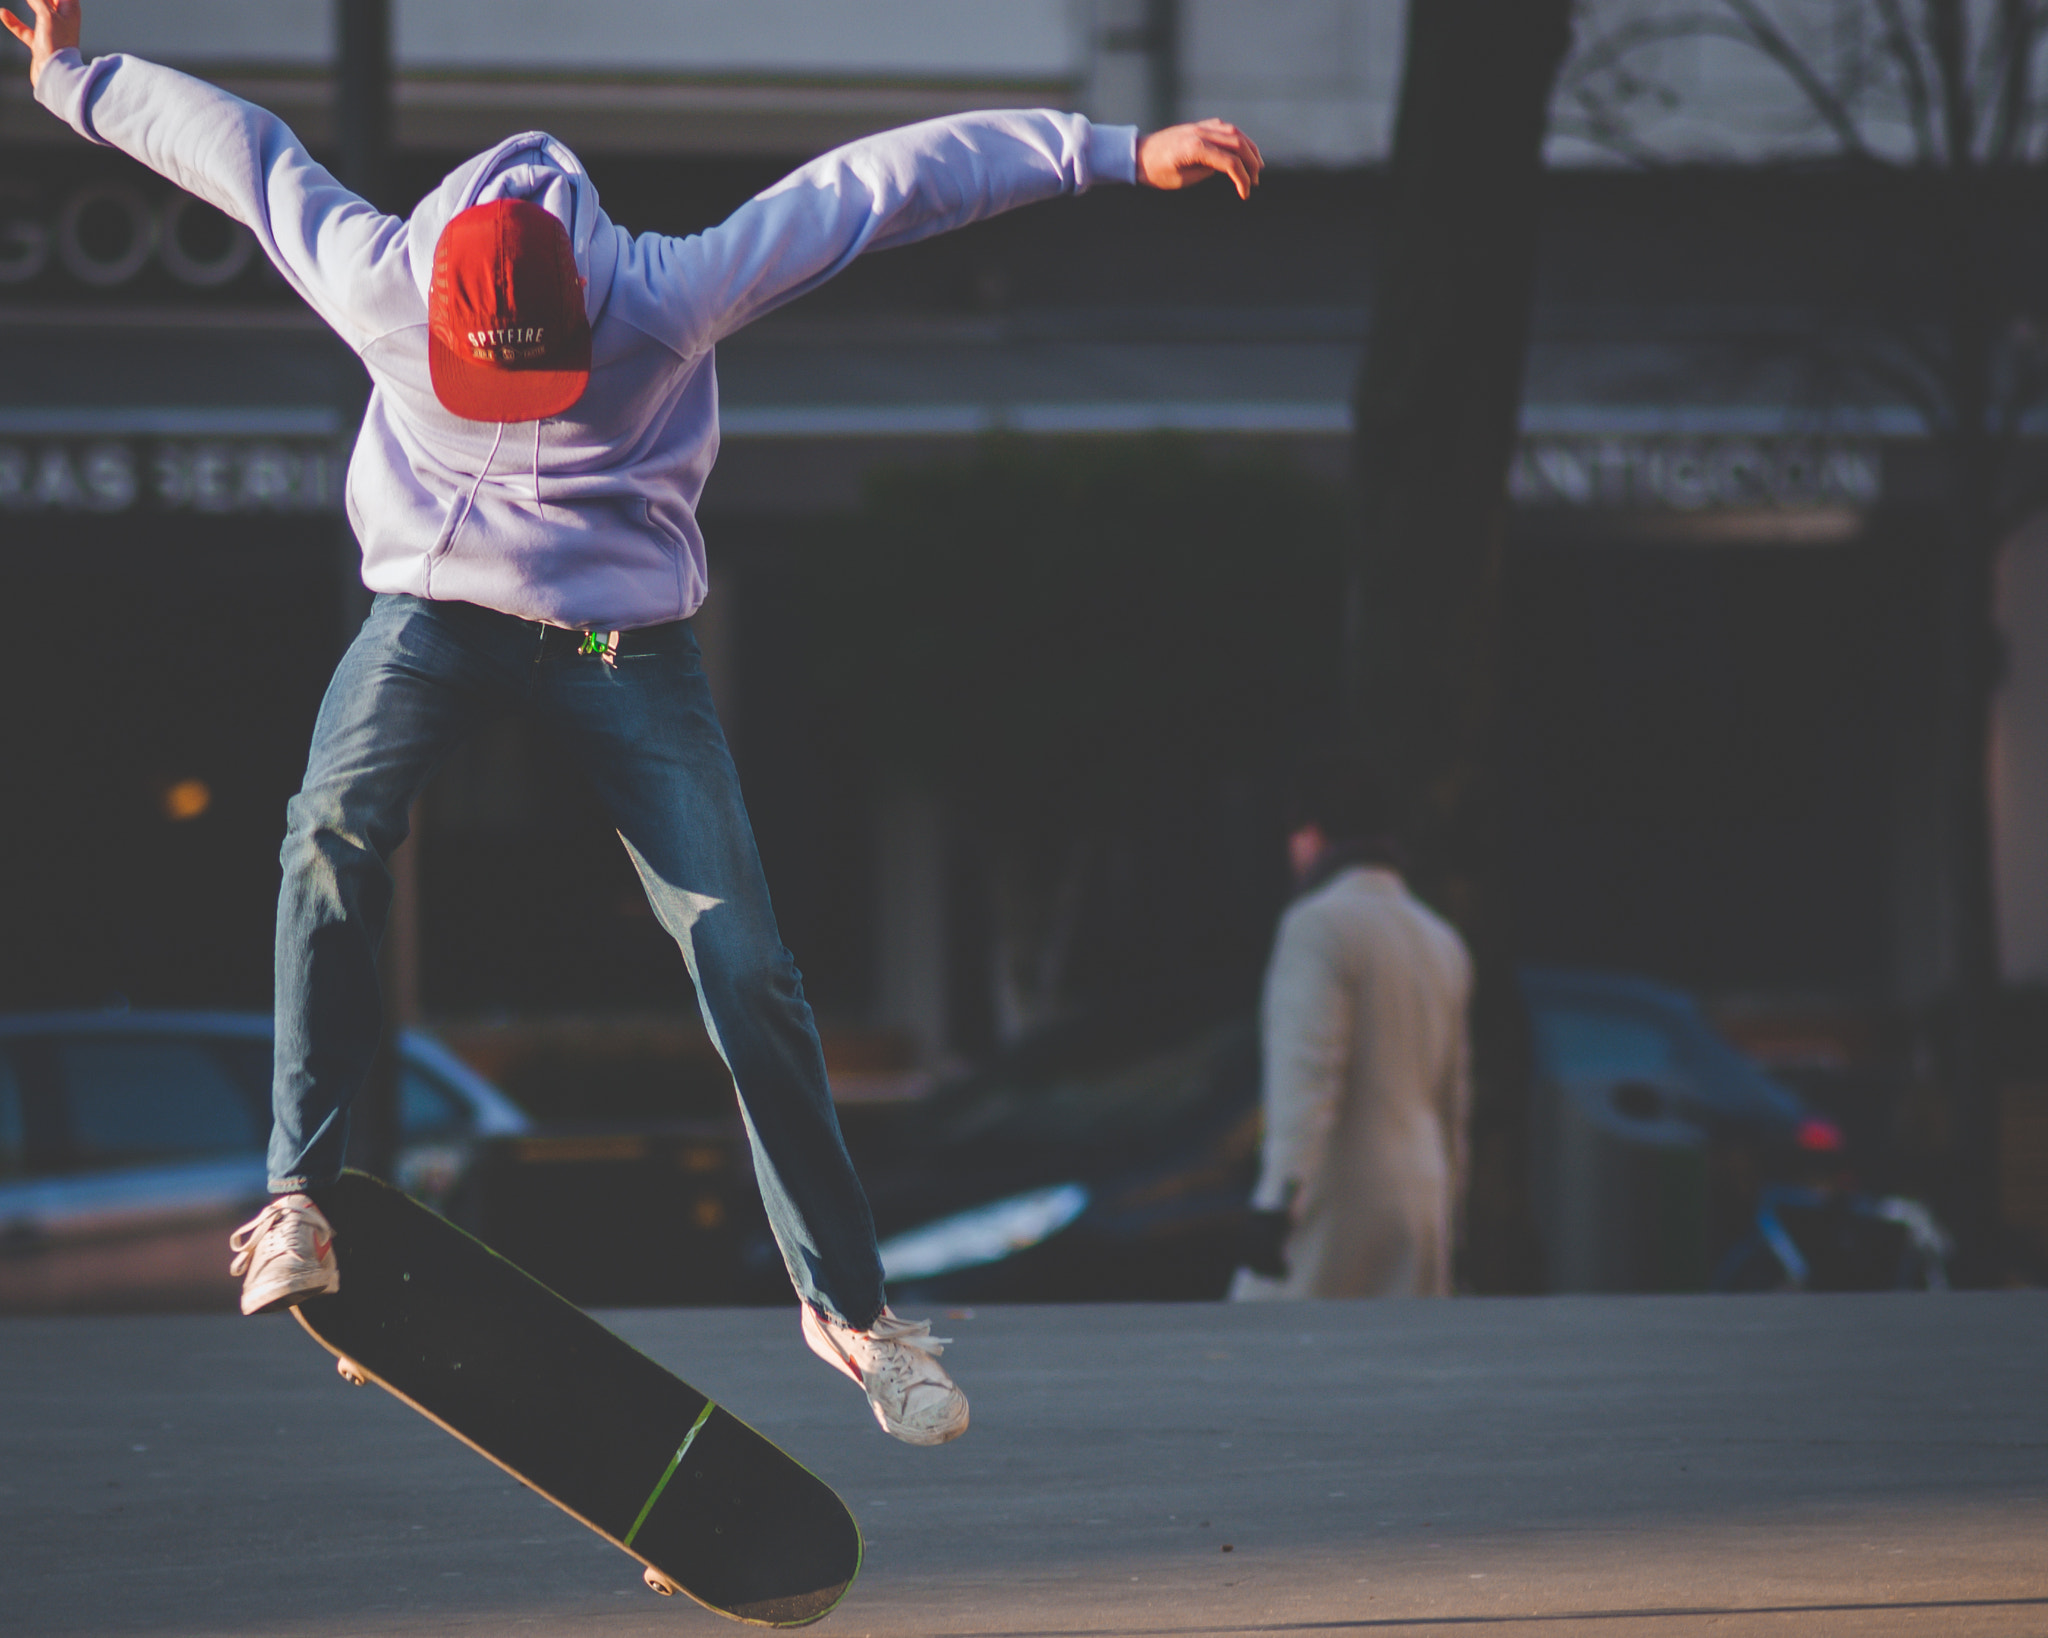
[[465, 325, 551, 365]]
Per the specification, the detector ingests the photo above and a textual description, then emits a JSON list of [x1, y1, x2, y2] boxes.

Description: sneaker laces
[[228, 1198, 303, 1277], [852, 1311, 952, 1381]]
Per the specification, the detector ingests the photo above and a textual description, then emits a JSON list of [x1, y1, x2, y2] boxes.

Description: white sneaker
[[802, 1304, 969, 1446], [229, 1193, 339, 1315]]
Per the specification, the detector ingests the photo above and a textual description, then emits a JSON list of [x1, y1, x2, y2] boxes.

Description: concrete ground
[[5, 1295, 2045, 1638]]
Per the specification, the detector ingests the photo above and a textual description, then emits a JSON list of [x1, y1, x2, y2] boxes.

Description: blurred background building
[[4, 1, 2046, 1264]]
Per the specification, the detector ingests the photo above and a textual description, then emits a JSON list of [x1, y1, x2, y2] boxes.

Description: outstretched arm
[[4, 0, 406, 350], [648, 109, 1262, 353]]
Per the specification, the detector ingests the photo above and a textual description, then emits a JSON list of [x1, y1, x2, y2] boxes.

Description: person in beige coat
[[1231, 752, 1473, 1300]]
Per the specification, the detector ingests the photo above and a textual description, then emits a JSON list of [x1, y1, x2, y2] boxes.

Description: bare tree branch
[[1832, 330, 1954, 434], [1551, 92, 1678, 168], [1986, 0, 2034, 160], [1717, 0, 1876, 155], [2021, 0, 2048, 159], [1926, 0, 1976, 169], [1873, 0, 1942, 160], [1557, 8, 1737, 90]]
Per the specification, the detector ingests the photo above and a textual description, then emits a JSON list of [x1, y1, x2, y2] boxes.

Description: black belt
[[532, 622, 675, 664]]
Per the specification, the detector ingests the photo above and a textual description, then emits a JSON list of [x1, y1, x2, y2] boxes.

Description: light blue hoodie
[[36, 50, 1138, 630]]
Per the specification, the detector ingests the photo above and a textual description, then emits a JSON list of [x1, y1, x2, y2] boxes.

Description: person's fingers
[[1221, 140, 1260, 188], [1195, 135, 1255, 198], [1138, 121, 1263, 196], [1197, 119, 1259, 160], [1192, 125, 1262, 191], [0, 7, 31, 45]]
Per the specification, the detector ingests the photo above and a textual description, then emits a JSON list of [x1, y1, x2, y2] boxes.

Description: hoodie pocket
[[430, 490, 470, 558], [420, 488, 477, 599], [644, 497, 692, 620]]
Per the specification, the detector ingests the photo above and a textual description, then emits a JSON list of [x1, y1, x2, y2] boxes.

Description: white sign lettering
[[1510, 437, 1882, 511], [0, 181, 263, 292], [0, 439, 340, 513]]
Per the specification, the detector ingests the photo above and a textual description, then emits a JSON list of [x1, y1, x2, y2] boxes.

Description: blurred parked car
[[853, 968, 1917, 1304], [13, 965, 1925, 1312], [1522, 967, 1826, 1292], [847, 993, 1264, 1306], [0, 1011, 529, 1313]]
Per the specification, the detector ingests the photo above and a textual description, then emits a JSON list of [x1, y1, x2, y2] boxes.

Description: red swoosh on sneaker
[[313, 1232, 334, 1262]]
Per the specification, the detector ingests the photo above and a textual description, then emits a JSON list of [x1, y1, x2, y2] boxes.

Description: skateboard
[[291, 1170, 862, 1626]]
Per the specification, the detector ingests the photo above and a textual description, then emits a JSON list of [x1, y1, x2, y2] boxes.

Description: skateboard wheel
[[336, 1357, 369, 1387], [643, 1568, 678, 1597]]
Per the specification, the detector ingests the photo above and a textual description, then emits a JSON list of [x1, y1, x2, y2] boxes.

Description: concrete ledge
[[5, 1294, 2045, 1636]]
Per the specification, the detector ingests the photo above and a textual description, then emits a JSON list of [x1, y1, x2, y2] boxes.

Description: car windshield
[[55, 1037, 267, 1169], [917, 1020, 1254, 1157], [1532, 1005, 1684, 1083]]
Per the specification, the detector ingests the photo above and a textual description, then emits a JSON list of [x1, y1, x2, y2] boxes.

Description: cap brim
[[430, 332, 589, 423]]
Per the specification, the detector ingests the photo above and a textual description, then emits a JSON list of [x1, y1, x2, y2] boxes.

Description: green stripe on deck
[[625, 1400, 717, 1548]]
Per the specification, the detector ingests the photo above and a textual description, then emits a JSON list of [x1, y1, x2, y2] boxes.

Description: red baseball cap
[[428, 198, 591, 422]]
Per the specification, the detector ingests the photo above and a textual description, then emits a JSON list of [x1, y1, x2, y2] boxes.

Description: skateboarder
[[7, 0, 1260, 1444]]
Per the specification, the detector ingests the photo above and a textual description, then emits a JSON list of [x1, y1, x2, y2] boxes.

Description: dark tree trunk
[[1348, 0, 1574, 1291], [1934, 160, 2007, 1281], [335, 0, 398, 1177], [1934, 509, 2004, 1279], [336, 0, 392, 207]]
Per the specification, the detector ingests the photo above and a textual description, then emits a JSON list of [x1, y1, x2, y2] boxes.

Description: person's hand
[[1237, 1207, 1292, 1279], [1135, 119, 1263, 200], [1, 0, 79, 89]]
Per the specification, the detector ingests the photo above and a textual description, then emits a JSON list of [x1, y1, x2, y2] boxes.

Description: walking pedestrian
[[1233, 750, 1473, 1299]]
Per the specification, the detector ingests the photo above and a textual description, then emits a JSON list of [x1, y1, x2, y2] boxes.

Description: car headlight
[[877, 1183, 1090, 1282]]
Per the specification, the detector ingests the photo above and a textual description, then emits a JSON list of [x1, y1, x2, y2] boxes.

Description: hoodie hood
[[405, 131, 619, 325]]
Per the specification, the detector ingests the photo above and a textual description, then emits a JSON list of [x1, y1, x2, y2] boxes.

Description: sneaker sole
[[240, 1269, 340, 1317], [878, 1397, 970, 1447]]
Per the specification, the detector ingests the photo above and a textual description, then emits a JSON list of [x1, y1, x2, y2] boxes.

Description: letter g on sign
[[57, 185, 158, 287]]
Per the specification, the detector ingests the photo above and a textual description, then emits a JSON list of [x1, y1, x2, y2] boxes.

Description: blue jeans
[[268, 593, 885, 1328]]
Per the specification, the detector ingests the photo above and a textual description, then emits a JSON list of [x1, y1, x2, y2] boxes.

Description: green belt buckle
[[578, 631, 607, 656]]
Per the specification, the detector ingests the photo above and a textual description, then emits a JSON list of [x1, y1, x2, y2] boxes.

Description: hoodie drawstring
[[450, 420, 507, 547], [449, 420, 551, 548]]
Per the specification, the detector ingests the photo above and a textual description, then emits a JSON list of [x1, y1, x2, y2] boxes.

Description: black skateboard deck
[[291, 1171, 861, 1626]]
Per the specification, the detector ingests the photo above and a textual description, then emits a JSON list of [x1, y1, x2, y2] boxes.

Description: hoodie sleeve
[[634, 109, 1138, 353], [34, 51, 408, 351]]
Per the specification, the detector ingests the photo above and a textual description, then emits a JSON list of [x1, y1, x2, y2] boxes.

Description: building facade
[[5, 1, 2043, 1079]]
